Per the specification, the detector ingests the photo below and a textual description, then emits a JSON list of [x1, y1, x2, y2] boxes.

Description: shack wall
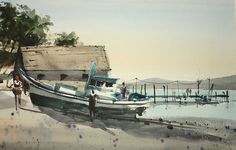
[[21, 46, 111, 81]]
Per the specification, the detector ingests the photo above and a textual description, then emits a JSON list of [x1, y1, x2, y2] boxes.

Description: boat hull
[[19, 69, 149, 116], [29, 90, 147, 116], [28, 80, 148, 116]]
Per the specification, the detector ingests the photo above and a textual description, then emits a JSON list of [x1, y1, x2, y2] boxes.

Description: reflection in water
[[143, 101, 236, 120], [226, 102, 229, 109], [141, 90, 236, 120]]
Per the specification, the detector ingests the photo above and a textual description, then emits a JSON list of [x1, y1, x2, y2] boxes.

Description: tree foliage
[[54, 32, 79, 47], [0, 2, 53, 51], [0, 2, 18, 50], [0, 50, 15, 68]]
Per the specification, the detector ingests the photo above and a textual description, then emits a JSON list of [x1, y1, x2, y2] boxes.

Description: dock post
[[215, 91, 217, 101], [144, 84, 147, 96], [153, 84, 156, 104], [177, 81, 179, 97], [208, 78, 211, 96], [166, 85, 168, 102], [197, 80, 202, 95], [223, 91, 225, 102], [163, 85, 166, 101], [226, 90, 229, 102], [141, 85, 143, 95], [172, 91, 173, 101], [174, 91, 176, 101]]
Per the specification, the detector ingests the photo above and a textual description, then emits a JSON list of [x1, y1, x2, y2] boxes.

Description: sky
[[9, 0, 236, 81]]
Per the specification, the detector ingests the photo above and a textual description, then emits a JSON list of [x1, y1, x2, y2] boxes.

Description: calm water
[[142, 89, 236, 121]]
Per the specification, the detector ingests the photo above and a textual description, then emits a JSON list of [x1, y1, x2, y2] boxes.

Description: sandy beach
[[0, 90, 236, 150]]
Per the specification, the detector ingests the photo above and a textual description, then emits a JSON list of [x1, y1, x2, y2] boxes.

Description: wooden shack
[[21, 46, 111, 82]]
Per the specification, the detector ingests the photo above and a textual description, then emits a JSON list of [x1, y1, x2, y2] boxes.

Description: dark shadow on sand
[[37, 106, 226, 143]]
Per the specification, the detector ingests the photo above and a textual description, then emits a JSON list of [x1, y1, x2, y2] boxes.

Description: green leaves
[[55, 32, 79, 47], [0, 50, 16, 67], [16, 4, 53, 47], [0, 1, 53, 51]]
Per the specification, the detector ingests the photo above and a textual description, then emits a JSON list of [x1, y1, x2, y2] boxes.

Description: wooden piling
[[144, 84, 147, 96], [166, 85, 168, 102], [177, 81, 179, 97], [174, 91, 176, 101], [222, 91, 225, 102], [153, 84, 156, 104], [163, 85, 165, 99], [226, 90, 229, 102], [215, 91, 217, 101], [208, 78, 211, 96], [140, 85, 143, 95]]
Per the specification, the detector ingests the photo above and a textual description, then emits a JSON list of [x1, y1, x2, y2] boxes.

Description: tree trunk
[[3, 41, 8, 50], [14, 43, 23, 72], [10, 41, 16, 53]]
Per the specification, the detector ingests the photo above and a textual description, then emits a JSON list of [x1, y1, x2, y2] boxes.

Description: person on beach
[[8, 75, 23, 110], [89, 90, 98, 121], [120, 82, 127, 99]]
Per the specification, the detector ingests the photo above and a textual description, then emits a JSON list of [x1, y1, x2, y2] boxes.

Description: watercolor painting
[[0, 0, 236, 149]]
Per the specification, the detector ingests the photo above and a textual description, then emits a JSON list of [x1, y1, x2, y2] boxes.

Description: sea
[[142, 89, 236, 121]]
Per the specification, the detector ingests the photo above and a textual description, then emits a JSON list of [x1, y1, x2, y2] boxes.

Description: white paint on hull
[[30, 85, 149, 110]]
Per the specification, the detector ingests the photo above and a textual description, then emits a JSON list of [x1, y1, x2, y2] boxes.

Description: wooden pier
[[130, 79, 230, 104], [148, 94, 229, 98]]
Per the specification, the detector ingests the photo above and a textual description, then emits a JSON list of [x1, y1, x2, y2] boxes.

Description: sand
[[0, 90, 236, 150]]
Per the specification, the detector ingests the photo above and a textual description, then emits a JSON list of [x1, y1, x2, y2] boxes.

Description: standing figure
[[120, 82, 127, 99], [9, 75, 23, 110], [189, 89, 192, 96], [89, 90, 98, 121]]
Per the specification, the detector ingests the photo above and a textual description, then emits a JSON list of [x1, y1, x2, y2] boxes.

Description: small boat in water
[[18, 63, 150, 117], [195, 95, 219, 105]]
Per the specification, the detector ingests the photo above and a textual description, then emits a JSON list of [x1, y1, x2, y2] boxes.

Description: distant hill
[[131, 75, 236, 90], [141, 78, 171, 84], [207, 75, 236, 90]]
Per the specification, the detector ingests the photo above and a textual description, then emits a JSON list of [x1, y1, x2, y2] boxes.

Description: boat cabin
[[89, 76, 119, 88]]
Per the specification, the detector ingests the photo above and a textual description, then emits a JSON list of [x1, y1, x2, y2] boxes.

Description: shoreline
[[0, 91, 235, 150]]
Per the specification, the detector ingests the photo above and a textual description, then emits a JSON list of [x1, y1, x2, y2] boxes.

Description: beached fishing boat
[[18, 64, 150, 117]]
